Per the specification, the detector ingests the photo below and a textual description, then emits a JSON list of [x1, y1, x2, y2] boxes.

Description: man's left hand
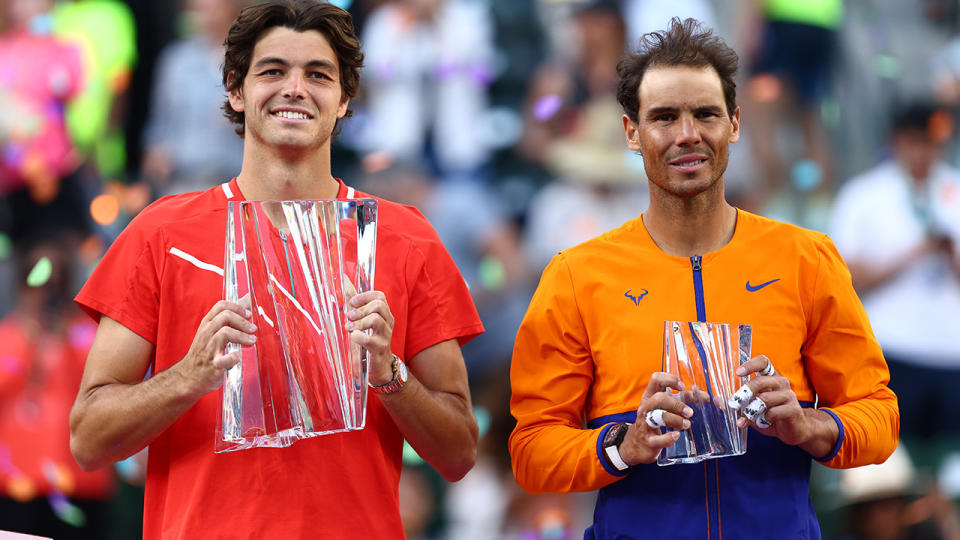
[[346, 290, 395, 385], [733, 355, 813, 447]]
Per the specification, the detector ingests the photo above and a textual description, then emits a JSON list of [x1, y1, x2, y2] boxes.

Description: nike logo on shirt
[[746, 278, 780, 292]]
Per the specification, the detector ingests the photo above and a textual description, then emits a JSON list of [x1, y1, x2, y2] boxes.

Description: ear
[[337, 97, 350, 119], [623, 114, 642, 152], [226, 71, 245, 113], [728, 106, 741, 144]]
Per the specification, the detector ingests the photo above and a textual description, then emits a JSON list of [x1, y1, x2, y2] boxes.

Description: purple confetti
[[68, 321, 96, 349], [532, 94, 563, 122], [469, 64, 494, 87], [434, 61, 457, 80]]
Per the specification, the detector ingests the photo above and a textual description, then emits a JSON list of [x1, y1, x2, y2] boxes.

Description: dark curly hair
[[616, 17, 738, 123], [221, 0, 364, 136]]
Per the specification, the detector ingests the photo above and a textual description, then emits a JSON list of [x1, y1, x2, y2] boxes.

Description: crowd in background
[[0, 0, 959, 538]]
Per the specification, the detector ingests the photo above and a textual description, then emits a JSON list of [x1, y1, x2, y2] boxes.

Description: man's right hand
[[618, 372, 693, 466], [176, 300, 257, 395]]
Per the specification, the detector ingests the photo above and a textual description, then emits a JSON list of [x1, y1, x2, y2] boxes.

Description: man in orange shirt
[[510, 18, 898, 539]]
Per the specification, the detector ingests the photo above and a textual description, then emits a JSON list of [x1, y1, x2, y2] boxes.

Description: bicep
[[408, 339, 470, 403], [78, 315, 155, 395]]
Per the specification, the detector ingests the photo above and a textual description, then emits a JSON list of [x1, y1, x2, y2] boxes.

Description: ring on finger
[[645, 409, 666, 429], [759, 360, 776, 377]]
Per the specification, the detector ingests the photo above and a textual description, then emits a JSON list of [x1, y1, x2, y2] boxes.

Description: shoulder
[[550, 216, 647, 274], [122, 183, 228, 240], [356, 190, 443, 249], [736, 210, 837, 262]]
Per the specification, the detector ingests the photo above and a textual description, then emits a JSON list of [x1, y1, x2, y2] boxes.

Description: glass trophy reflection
[[217, 198, 377, 453]]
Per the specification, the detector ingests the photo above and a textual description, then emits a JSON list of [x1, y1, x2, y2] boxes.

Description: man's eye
[[262, 69, 282, 76]]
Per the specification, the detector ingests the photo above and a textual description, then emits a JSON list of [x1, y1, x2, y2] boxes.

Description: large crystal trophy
[[658, 321, 751, 466], [216, 198, 377, 453]]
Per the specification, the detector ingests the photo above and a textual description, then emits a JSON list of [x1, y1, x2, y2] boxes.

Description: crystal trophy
[[216, 198, 377, 453], [658, 321, 751, 466]]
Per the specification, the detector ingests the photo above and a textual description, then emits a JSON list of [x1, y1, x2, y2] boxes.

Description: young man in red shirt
[[70, 2, 483, 538]]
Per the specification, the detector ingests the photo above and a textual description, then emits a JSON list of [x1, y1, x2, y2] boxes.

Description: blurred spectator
[[740, 0, 843, 206], [399, 464, 439, 540], [519, 1, 625, 170], [829, 101, 960, 470], [519, 2, 648, 271], [0, 0, 84, 200], [357, 0, 495, 178], [0, 0, 92, 246], [140, 0, 243, 196], [443, 367, 592, 540], [359, 161, 528, 379], [523, 166, 648, 273], [0, 232, 114, 539], [52, 0, 137, 180], [622, 0, 717, 49], [837, 446, 960, 540]]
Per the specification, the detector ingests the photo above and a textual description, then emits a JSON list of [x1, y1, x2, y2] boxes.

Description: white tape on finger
[[645, 409, 666, 429], [743, 397, 767, 421], [727, 384, 754, 409], [756, 414, 771, 429]]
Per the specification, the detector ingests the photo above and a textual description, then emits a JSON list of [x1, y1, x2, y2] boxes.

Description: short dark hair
[[221, 0, 364, 136], [891, 101, 939, 134], [616, 17, 738, 122]]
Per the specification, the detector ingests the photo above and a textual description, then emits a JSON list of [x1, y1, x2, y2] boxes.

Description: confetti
[[26, 256, 52, 287], [532, 94, 563, 122], [90, 193, 120, 225], [0, 233, 11, 260], [48, 493, 86, 527]]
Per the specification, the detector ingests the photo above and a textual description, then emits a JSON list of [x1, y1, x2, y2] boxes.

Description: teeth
[[675, 159, 706, 166], [274, 111, 309, 120]]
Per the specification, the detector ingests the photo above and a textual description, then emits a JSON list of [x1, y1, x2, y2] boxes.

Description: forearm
[[70, 363, 204, 471], [377, 373, 478, 481], [510, 422, 617, 494], [819, 391, 900, 468]]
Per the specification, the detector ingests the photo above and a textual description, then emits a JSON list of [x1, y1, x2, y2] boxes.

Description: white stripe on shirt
[[169, 247, 224, 276]]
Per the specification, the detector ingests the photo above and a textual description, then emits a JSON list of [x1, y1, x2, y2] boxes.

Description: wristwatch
[[369, 354, 408, 395], [602, 421, 632, 472]]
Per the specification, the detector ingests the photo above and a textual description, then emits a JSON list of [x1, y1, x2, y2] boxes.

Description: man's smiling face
[[623, 65, 740, 200], [228, 26, 349, 155]]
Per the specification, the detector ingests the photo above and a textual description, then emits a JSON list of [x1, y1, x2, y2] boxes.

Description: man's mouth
[[272, 110, 313, 120], [669, 155, 708, 170]]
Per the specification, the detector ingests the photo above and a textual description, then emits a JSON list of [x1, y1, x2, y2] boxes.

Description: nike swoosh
[[746, 278, 780, 292]]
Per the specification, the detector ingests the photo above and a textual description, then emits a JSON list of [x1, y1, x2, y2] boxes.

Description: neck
[[642, 182, 737, 258], [235, 143, 340, 201]]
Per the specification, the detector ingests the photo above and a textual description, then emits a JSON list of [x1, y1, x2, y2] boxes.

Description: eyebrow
[[646, 104, 726, 116], [252, 57, 338, 72]]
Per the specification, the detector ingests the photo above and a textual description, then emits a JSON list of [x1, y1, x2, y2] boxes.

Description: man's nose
[[676, 116, 701, 146], [282, 70, 306, 99]]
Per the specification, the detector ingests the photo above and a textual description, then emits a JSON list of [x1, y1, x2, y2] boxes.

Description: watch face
[[603, 422, 628, 447], [396, 359, 408, 382]]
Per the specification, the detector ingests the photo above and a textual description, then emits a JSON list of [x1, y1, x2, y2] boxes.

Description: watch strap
[[604, 444, 630, 472], [370, 354, 407, 395]]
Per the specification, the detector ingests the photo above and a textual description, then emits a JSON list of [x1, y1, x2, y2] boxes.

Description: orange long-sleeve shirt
[[509, 210, 899, 538]]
